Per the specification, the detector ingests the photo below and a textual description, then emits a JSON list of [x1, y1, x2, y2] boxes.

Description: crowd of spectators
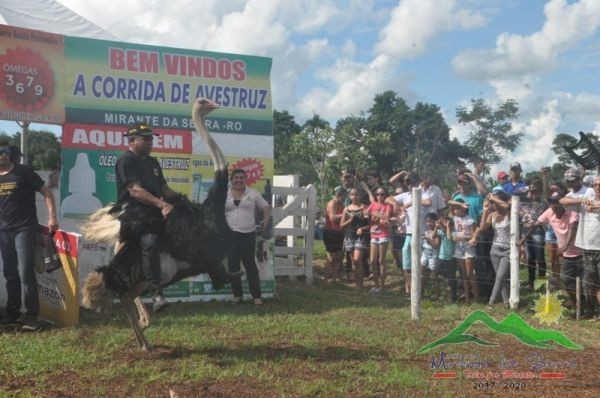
[[322, 160, 600, 319]]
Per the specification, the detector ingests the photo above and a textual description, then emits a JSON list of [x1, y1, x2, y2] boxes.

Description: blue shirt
[[452, 191, 484, 221], [502, 180, 528, 195], [437, 229, 455, 260]]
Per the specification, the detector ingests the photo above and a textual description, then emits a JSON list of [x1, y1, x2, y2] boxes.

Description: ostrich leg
[[121, 292, 153, 351], [134, 297, 151, 330], [114, 243, 151, 331]]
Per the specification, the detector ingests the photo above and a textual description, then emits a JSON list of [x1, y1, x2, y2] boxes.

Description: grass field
[[0, 241, 598, 397]]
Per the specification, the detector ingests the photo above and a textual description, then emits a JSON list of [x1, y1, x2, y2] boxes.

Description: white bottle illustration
[[199, 177, 214, 204], [61, 153, 102, 219]]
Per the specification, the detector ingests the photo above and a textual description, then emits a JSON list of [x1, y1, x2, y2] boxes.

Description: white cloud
[[296, 0, 487, 120], [293, 4, 340, 33], [298, 55, 409, 119], [516, 100, 561, 168], [448, 120, 471, 143], [271, 39, 331, 110], [489, 77, 537, 103], [552, 91, 600, 122], [340, 40, 358, 58], [375, 0, 487, 59], [452, 0, 600, 83]]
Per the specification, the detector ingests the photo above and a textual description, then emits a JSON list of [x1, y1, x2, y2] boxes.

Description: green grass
[[0, 242, 598, 397]]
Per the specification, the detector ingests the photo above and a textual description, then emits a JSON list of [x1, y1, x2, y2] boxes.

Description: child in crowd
[[340, 188, 370, 290], [323, 187, 347, 283], [390, 186, 406, 273], [367, 186, 393, 292], [449, 199, 480, 304], [436, 214, 458, 302], [421, 213, 441, 299]]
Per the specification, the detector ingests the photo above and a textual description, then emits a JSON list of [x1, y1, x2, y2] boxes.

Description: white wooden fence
[[272, 180, 317, 283]]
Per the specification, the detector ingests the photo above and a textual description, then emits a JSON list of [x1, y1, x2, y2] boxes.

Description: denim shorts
[[421, 248, 439, 271], [454, 241, 476, 259], [371, 236, 389, 245], [402, 235, 412, 270], [545, 225, 557, 244], [344, 234, 369, 252]]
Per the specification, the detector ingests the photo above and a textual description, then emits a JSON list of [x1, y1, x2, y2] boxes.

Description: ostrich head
[[81, 271, 113, 313], [193, 98, 219, 118]]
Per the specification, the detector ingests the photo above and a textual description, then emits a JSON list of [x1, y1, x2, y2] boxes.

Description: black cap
[[125, 122, 158, 137]]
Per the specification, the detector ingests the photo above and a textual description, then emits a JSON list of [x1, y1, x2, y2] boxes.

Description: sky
[[3, 0, 600, 175]]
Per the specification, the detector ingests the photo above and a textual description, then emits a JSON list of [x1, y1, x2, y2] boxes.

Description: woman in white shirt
[[225, 169, 271, 305]]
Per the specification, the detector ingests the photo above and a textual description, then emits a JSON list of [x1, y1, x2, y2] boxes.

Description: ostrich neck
[[193, 113, 227, 171]]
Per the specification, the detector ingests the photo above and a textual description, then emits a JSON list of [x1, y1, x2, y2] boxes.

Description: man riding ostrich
[[81, 98, 239, 351]]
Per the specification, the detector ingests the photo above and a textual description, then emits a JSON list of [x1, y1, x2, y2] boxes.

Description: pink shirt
[[367, 202, 392, 239], [538, 208, 581, 258]]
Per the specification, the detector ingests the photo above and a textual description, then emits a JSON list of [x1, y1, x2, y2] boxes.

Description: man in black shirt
[[0, 139, 58, 330], [115, 122, 178, 312]]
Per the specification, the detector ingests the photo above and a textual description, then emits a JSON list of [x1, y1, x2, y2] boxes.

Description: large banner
[[63, 37, 273, 135], [59, 36, 274, 300], [0, 24, 274, 301], [0, 25, 65, 124]]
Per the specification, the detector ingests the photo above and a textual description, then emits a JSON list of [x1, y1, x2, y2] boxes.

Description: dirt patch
[[6, 372, 279, 398]]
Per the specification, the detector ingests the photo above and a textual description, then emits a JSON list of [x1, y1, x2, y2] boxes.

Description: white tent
[[0, 0, 119, 307], [0, 0, 118, 40]]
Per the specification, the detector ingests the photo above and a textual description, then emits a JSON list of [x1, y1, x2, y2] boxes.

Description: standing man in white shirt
[[560, 170, 598, 318], [386, 172, 431, 294]]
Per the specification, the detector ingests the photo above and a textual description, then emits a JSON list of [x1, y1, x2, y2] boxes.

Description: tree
[[551, 132, 600, 167], [11, 130, 61, 170], [333, 116, 389, 178], [0, 130, 60, 170], [289, 115, 334, 207], [366, 91, 413, 173], [405, 102, 470, 173], [456, 98, 522, 165], [273, 110, 301, 174], [366, 93, 469, 184]]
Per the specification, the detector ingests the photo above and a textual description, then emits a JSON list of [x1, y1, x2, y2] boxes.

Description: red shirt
[[325, 200, 344, 230]]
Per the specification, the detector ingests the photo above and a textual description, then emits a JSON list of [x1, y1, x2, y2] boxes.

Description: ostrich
[[81, 98, 238, 351]]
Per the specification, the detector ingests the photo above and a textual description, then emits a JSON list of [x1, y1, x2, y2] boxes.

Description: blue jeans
[[0, 225, 38, 319], [489, 245, 510, 305]]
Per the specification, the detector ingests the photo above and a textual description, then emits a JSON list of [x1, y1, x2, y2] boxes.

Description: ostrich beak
[[206, 100, 220, 110]]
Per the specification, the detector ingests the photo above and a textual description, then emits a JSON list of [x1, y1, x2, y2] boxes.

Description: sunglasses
[[0, 148, 11, 156], [375, 193, 386, 196]]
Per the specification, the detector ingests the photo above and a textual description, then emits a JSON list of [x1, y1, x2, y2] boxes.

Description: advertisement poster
[[35, 226, 80, 326], [60, 123, 194, 218], [0, 24, 65, 124], [0, 26, 278, 301]]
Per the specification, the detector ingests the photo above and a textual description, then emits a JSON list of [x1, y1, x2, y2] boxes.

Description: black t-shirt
[[115, 150, 167, 207], [0, 165, 44, 231]]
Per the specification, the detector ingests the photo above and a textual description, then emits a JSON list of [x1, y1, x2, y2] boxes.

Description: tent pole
[[17, 121, 30, 165]]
